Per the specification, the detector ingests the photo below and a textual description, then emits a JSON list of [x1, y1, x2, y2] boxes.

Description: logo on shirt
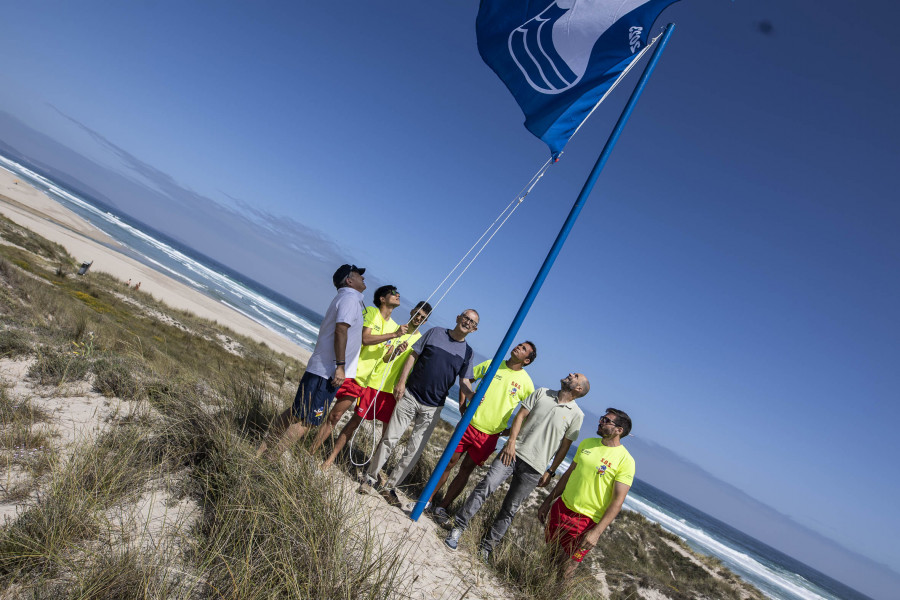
[[596, 457, 613, 476], [508, 382, 522, 397]]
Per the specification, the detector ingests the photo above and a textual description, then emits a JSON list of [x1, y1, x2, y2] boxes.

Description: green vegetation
[[0, 227, 401, 599], [0, 221, 764, 599]]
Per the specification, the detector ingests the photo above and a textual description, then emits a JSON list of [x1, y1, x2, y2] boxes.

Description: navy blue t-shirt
[[406, 327, 474, 407]]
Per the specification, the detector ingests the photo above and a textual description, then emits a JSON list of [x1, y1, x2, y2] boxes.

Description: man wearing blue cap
[[257, 263, 366, 458]]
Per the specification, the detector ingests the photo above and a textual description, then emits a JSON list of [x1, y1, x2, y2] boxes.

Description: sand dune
[[0, 167, 310, 363]]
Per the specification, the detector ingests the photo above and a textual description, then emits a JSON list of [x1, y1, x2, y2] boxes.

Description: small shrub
[[0, 328, 31, 358], [0, 257, 14, 281], [92, 357, 140, 399], [72, 313, 88, 342], [223, 371, 275, 439], [192, 448, 405, 600], [55, 547, 172, 600], [0, 466, 98, 579], [27, 349, 91, 385]]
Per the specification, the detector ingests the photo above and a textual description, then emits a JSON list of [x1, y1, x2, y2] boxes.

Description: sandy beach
[[0, 167, 310, 363]]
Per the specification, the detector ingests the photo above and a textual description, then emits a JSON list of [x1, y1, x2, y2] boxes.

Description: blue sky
[[1, 1, 898, 597]]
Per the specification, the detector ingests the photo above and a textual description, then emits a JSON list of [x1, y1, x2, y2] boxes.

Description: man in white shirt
[[257, 264, 366, 459]]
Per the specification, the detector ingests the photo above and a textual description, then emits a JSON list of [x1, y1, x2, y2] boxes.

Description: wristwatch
[[545, 469, 556, 479]]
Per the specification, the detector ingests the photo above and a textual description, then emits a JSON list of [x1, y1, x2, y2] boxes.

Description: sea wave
[[624, 495, 829, 600], [1, 156, 320, 353]]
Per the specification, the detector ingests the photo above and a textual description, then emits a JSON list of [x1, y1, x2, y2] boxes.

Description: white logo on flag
[[508, 0, 653, 95], [629, 26, 643, 53]]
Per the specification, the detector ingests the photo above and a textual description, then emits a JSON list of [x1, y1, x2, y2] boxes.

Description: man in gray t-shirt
[[443, 373, 589, 556]]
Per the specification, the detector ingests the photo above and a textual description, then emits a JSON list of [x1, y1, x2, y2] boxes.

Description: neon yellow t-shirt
[[562, 438, 635, 522], [378, 330, 422, 392], [354, 306, 399, 387], [468, 360, 534, 435]]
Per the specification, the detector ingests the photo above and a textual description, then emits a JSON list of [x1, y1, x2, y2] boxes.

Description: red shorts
[[454, 424, 501, 465], [334, 377, 366, 400], [545, 499, 596, 562], [354, 388, 396, 422]]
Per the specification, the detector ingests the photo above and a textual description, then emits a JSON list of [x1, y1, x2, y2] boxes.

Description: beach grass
[[0, 234, 405, 598], [0, 223, 766, 599], [354, 405, 766, 599]]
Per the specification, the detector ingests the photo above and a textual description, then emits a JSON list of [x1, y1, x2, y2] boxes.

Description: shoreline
[[0, 167, 311, 363]]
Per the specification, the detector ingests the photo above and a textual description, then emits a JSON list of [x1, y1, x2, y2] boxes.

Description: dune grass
[[0, 232, 407, 599], [0, 221, 766, 599], [344, 408, 766, 599]]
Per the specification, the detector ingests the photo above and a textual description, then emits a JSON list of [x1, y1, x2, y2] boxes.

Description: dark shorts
[[291, 371, 338, 426], [545, 498, 596, 562], [335, 377, 366, 400], [455, 423, 501, 465], [355, 388, 396, 422]]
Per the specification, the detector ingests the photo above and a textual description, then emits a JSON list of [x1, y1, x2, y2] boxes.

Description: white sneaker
[[357, 478, 378, 497], [444, 527, 462, 551]]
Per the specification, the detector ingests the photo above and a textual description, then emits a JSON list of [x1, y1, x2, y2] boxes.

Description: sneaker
[[478, 546, 492, 563], [383, 487, 403, 508], [432, 506, 451, 527], [444, 527, 462, 551], [357, 479, 378, 497]]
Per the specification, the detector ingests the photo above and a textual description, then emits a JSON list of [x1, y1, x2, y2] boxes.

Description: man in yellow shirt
[[538, 408, 635, 580], [309, 285, 408, 455], [321, 300, 432, 470], [428, 341, 536, 520]]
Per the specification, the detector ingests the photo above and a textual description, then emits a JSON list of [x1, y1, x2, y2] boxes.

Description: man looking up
[[321, 301, 432, 470], [309, 284, 408, 455], [358, 310, 480, 504], [443, 373, 588, 558], [256, 264, 366, 459], [427, 342, 536, 518], [538, 408, 635, 580]]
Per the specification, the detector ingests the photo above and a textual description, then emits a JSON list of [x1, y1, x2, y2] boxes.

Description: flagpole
[[410, 23, 676, 522]]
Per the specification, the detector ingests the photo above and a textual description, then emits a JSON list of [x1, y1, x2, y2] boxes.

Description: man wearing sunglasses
[[538, 408, 635, 580], [309, 284, 409, 456], [322, 300, 432, 470], [359, 309, 480, 504]]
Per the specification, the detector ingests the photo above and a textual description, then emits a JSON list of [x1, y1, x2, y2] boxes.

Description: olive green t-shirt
[[513, 388, 583, 473]]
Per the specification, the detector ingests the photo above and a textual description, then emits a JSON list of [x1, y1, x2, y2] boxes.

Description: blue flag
[[477, 0, 680, 157]]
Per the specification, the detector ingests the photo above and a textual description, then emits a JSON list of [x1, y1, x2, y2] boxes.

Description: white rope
[[422, 157, 552, 316], [417, 156, 553, 315]]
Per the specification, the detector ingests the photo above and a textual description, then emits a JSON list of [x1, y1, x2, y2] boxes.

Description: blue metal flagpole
[[410, 23, 676, 522]]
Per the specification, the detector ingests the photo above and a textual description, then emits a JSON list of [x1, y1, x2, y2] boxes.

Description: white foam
[[1, 155, 320, 351], [624, 495, 831, 600]]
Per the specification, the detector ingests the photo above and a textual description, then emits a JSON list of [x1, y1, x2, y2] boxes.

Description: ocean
[[0, 155, 871, 600], [0, 155, 324, 354]]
